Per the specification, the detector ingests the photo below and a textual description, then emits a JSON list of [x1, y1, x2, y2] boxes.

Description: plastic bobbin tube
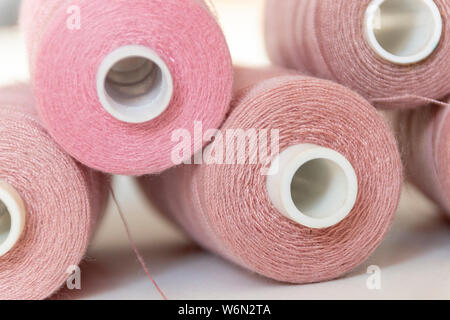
[[364, 0, 443, 65], [266, 144, 358, 229], [0, 180, 26, 257], [97, 45, 174, 123]]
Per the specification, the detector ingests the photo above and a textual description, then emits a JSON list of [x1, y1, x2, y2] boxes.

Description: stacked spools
[[3, 0, 446, 298], [13, 0, 233, 299], [139, 67, 403, 283], [0, 85, 109, 300], [265, 0, 450, 109], [21, 0, 233, 175]]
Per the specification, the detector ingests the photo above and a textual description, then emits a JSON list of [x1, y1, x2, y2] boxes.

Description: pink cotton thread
[[265, 0, 450, 109], [110, 187, 167, 300], [139, 67, 403, 284], [20, 0, 233, 175], [0, 85, 109, 300], [394, 103, 450, 216]]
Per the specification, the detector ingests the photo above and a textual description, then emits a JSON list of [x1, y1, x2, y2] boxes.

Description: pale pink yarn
[[265, 0, 450, 109], [0, 85, 109, 300], [20, 0, 232, 175], [139, 68, 403, 284], [395, 104, 450, 215]]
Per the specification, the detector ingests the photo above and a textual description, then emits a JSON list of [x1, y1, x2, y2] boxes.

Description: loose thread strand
[[110, 186, 168, 300]]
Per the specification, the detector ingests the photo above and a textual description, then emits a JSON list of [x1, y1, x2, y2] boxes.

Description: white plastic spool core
[[97, 45, 174, 123], [364, 0, 442, 65], [0, 180, 26, 257], [266, 144, 358, 229]]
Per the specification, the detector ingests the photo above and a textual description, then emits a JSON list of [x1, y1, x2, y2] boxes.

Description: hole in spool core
[[0, 201, 11, 248], [266, 144, 358, 229], [290, 158, 349, 219], [97, 45, 174, 123], [365, 0, 442, 64], [105, 57, 161, 106], [0, 181, 26, 257]]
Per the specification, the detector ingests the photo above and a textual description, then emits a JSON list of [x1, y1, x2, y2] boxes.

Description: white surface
[[0, 0, 449, 300], [76, 177, 450, 300], [0, 180, 26, 257], [97, 45, 174, 123], [364, 0, 442, 65], [266, 144, 358, 229]]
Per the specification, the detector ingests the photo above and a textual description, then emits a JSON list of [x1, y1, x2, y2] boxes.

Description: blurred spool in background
[[139, 67, 403, 284], [265, 0, 450, 109], [393, 103, 450, 216], [0, 0, 20, 26], [364, 0, 443, 65], [0, 85, 109, 300]]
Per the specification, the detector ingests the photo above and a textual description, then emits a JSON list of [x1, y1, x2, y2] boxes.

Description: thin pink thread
[[110, 187, 168, 300], [372, 95, 450, 109]]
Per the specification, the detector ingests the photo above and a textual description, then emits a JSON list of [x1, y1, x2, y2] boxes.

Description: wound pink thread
[[20, 0, 233, 175], [394, 103, 450, 215], [0, 85, 109, 300], [139, 67, 403, 284], [265, 0, 450, 109]]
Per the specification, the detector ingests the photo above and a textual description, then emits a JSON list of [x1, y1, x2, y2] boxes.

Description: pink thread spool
[[394, 104, 450, 216], [265, 0, 449, 109], [139, 67, 403, 284], [0, 85, 109, 300], [20, 0, 232, 175]]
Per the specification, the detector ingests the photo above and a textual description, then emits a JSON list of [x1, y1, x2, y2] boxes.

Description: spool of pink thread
[[0, 85, 109, 300], [394, 104, 450, 216], [265, 0, 449, 109], [139, 67, 403, 284], [20, 0, 232, 175]]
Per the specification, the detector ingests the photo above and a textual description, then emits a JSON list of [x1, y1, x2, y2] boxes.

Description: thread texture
[[139, 67, 403, 284], [265, 0, 450, 109], [394, 104, 450, 215], [0, 85, 109, 300], [20, 0, 233, 175]]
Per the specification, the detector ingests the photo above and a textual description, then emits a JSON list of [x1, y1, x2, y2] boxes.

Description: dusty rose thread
[[394, 103, 450, 216], [0, 85, 109, 300], [139, 67, 403, 284], [265, 0, 450, 109]]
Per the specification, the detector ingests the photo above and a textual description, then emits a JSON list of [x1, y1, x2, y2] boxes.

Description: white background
[[0, 0, 448, 300]]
